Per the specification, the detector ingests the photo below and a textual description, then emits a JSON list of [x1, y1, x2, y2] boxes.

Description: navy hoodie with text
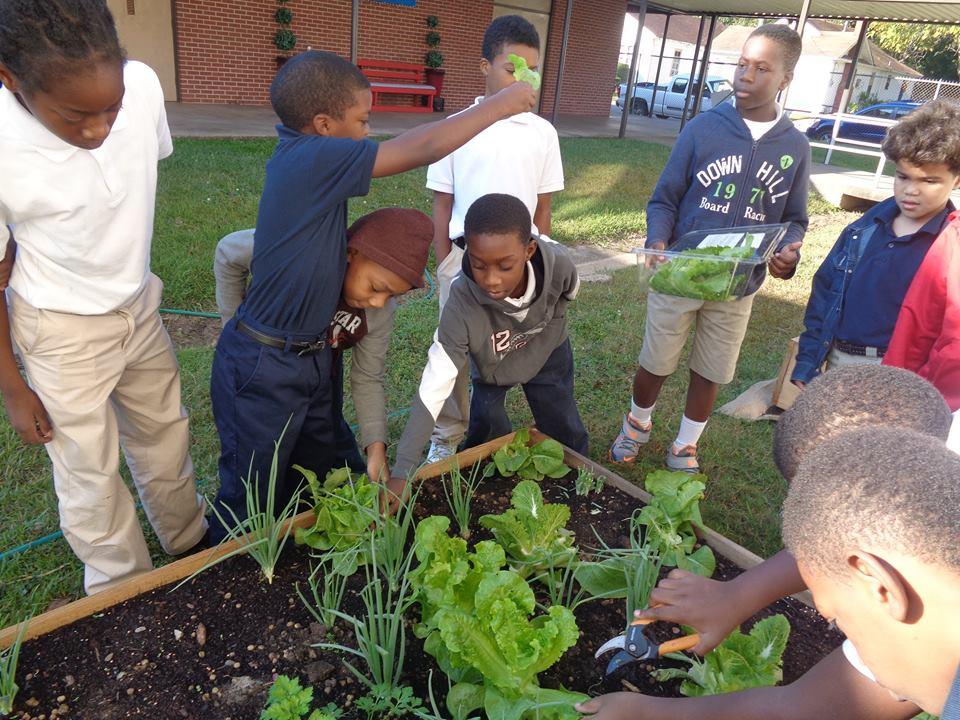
[[646, 102, 810, 294]]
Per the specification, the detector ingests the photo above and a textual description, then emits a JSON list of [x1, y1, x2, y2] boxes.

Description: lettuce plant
[[260, 674, 341, 720], [654, 615, 790, 696], [482, 429, 570, 482], [634, 470, 716, 577], [479, 480, 576, 579], [409, 516, 585, 720], [649, 246, 755, 301], [294, 466, 379, 568], [509, 52, 542, 91]]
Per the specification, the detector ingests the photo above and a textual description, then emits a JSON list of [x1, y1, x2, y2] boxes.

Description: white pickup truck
[[616, 74, 734, 118]]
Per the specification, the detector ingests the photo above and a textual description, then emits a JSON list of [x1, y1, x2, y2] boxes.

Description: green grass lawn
[[0, 136, 855, 624]]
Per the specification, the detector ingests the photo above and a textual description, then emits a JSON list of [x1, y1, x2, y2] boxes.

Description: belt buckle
[[865, 346, 878, 358], [297, 338, 327, 356]]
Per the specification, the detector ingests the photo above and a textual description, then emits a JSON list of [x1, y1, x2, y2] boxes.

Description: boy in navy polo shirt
[[208, 51, 535, 542], [792, 100, 960, 387]]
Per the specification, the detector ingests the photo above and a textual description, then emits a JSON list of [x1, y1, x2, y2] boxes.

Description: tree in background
[[868, 23, 960, 81]]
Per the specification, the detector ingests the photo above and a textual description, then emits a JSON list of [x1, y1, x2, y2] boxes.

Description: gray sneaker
[[666, 443, 700, 473], [426, 438, 459, 465], [608, 415, 652, 464]]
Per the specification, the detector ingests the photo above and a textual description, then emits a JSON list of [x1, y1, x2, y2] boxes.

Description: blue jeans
[[209, 319, 342, 544], [463, 338, 589, 454]]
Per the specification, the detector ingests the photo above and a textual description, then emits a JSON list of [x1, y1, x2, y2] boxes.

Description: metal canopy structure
[[611, 0, 960, 137], [628, 0, 960, 23]]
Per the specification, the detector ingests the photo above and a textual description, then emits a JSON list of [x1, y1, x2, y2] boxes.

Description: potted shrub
[[274, 0, 297, 68], [424, 15, 445, 111]]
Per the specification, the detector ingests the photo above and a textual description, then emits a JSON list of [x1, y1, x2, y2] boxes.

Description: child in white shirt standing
[[426, 14, 565, 463], [0, 0, 206, 594]]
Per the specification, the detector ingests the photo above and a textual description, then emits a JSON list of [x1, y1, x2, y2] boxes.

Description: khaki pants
[[431, 245, 470, 446], [9, 275, 206, 594]]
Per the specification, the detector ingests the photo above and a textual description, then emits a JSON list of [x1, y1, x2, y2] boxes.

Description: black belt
[[834, 339, 885, 358], [237, 320, 327, 356]]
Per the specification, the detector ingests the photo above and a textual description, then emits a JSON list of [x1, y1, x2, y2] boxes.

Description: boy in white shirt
[[0, 0, 206, 594], [426, 14, 564, 463]]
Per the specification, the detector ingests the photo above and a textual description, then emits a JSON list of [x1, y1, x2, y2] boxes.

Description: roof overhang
[[627, 0, 960, 24]]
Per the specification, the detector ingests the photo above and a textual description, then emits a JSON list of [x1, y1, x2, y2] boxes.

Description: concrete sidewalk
[[165, 101, 681, 146]]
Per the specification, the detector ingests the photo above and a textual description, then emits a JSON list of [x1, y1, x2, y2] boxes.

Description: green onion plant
[[441, 461, 483, 539]]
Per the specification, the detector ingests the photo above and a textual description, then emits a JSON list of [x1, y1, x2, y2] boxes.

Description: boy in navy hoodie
[[610, 24, 809, 472]]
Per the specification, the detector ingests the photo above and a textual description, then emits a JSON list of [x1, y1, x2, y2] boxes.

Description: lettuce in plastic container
[[649, 246, 755, 301], [509, 53, 541, 91]]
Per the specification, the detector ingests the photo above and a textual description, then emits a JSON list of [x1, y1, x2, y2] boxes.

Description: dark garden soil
[[162, 313, 222, 350], [12, 470, 843, 720]]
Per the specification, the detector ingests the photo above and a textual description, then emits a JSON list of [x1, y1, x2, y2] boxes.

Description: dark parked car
[[806, 101, 920, 143]]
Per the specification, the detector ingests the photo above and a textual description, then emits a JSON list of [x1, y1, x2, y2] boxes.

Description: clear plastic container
[[634, 224, 789, 302]]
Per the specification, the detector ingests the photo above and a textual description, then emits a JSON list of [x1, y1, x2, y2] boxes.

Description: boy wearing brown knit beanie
[[211, 208, 432, 528]]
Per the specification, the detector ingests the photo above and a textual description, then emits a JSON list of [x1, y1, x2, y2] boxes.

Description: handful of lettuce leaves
[[649, 246, 755, 301], [509, 53, 541, 91]]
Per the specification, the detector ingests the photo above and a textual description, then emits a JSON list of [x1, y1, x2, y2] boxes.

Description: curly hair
[[783, 427, 960, 578], [0, 0, 124, 93], [882, 100, 960, 174], [773, 365, 951, 480], [482, 14, 540, 61], [748, 23, 802, 73], [464, 193, 533, 245]]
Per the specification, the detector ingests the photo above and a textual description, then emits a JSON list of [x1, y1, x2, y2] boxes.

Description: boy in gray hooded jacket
[[391, 193, 587, 481]]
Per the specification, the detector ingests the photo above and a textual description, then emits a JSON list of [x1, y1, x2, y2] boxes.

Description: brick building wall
[[171, 0, 623, 117], [540, 0, 625, 116]]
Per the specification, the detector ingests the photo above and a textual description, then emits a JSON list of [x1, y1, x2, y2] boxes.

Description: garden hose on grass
[[1, 270, 434, 561]]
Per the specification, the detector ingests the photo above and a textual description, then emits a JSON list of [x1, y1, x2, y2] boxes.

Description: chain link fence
[[900, 77, 960, 105]]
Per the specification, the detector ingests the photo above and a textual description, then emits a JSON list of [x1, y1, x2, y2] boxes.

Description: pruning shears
[[594, 608, 700, 676]]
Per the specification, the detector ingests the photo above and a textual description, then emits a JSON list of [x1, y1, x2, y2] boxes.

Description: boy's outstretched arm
[[636, 550, 805, 655], [373, 82, 536, 178], [575, 648, 918, 720]]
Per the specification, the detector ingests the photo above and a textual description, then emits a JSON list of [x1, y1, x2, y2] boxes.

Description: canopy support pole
[[619, 0, 648, 138]]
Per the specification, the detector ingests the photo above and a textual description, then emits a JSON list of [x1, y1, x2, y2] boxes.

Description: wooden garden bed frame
[[0, 429, 808, 649]]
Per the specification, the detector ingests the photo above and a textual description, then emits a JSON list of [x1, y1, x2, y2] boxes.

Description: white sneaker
[[427, 438, 459, 465]]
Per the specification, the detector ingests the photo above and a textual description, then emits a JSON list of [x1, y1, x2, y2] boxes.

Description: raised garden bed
[[3, 431, 842, 719]]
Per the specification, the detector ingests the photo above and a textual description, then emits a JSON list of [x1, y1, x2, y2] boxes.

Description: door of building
[[107, 0, 178, 101]]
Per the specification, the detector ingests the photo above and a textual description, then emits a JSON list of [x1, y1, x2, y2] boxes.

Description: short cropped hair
[[748, 23, 802, 72], [270, 50, 370, 130], [783, 427, 960, 578], [883, 100, 960, 175], [773, 365, 952, 480], [482, 14, 540, 61], [464, 193, 533, 244]]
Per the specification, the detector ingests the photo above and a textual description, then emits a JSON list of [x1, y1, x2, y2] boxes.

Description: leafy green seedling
[[509, 52, 541, 91], [633, 469, 716, 577], [483, 428, 570, 482], [654, 615, 791, 696], [574, 467, 604, 496], [260, 674, 341, 720], [479, 480, 576, 579], [295, 466, 379, 561]]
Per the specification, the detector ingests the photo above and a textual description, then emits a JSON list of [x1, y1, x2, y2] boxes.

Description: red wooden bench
[[358, 59, 437, 113]]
